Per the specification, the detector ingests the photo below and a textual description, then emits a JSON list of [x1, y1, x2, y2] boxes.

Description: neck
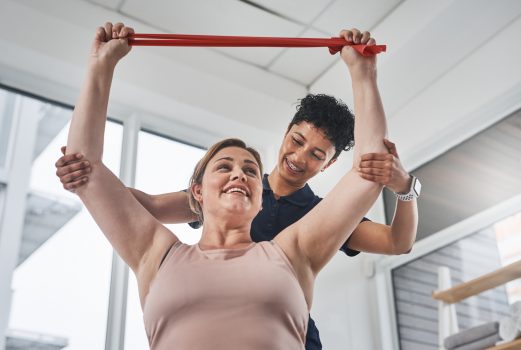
[[268, 168, 305, 198], [198, 218, 253, 250]]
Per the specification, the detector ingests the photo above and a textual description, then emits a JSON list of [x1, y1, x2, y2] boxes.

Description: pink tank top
[[143, 240, 308, 350]]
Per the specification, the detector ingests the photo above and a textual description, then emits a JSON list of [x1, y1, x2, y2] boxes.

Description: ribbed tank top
[[143, 240, 308, 350]]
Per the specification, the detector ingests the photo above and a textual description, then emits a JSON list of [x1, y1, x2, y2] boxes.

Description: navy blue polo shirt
[[253, 174, 369, 350], [251, 174, 367, 257]]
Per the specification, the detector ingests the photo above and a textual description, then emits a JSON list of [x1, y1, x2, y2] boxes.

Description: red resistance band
[[128, 33, 386, 57]]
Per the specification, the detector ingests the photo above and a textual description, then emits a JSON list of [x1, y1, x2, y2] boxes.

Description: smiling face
[[191, 146, 263, 225], [276, 121, 337, 189]]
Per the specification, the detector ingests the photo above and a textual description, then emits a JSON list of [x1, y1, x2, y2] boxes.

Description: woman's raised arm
[[276, 29, 388, 281], [66, 23, 177, 298]]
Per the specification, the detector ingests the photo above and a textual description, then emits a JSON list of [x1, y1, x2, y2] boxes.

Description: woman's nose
[[231, 168, 247, 182]]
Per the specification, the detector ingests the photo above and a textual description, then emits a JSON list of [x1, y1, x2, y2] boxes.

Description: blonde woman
[[66, 22, 388, 349]]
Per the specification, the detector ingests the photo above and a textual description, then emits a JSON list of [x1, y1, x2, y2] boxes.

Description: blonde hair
[[188, 138, 263, 223]]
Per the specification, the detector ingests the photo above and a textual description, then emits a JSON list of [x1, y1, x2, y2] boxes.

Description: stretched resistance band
[[128, 33, 386, 56]]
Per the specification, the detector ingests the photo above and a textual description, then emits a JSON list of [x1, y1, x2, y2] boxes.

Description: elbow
[[391, 238, 415, 255], [389, 225, 417, 255], [395, 244, 413, 255]]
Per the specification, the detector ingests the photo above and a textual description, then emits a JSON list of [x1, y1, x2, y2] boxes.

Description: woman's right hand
[[90, 22, 134, 66], [338, 28, 376, 79]]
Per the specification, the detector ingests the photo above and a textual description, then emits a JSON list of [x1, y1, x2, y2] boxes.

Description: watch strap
[[395, 175, 420, 201]]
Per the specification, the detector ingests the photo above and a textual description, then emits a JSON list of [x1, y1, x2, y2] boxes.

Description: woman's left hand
[[338, 28, 376, 73]]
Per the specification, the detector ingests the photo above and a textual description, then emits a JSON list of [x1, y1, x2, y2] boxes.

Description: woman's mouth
[[223, 184, 250, 197], [285, 157, 304, 174]]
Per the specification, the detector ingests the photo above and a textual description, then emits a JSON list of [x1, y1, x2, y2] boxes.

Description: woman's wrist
[[88, 54, 118, 72], [348, 64, 377, 83]]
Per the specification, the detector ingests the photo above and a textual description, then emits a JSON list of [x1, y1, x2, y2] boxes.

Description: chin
[[222, 204, 255, 217]]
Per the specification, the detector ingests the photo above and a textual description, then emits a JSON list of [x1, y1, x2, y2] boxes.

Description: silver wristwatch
[[395, 175, 421, 201]]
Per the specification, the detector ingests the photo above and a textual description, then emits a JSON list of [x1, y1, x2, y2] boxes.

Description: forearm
[[351, 67, 388, 160], [129, 187, 155, 213], [129, 188, 197, 224], [389, 199, 418, 253], [297, 58, 389, 272], [66, 60, 115, 162]]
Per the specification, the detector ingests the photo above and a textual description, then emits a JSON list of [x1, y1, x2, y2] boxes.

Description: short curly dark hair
[[289, 94, 355, 160]]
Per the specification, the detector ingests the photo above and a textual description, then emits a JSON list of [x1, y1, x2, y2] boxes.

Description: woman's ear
[[191, 183, 203, 203]]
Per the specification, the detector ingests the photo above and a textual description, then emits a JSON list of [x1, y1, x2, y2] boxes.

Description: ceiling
[[88, 0, 402, 86], [1, 0, 521, 170]]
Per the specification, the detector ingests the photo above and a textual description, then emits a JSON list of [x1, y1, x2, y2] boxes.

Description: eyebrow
[[215, 156, 259, 168], [293, 132, 327, 156]]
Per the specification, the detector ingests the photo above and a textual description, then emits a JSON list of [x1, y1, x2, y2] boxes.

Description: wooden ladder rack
[[432, 260, 521, 350]]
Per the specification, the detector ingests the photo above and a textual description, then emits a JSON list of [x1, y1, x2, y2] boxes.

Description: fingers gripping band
[[128, 33, 386, 57]]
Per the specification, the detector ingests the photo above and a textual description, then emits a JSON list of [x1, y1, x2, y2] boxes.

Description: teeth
[[287, 159, 302, 172], [225, 187, 247, 196]]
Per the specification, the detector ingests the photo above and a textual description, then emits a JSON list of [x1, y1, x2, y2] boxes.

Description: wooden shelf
[[485, 338, 521, 350], [432, 260, 521, 304]]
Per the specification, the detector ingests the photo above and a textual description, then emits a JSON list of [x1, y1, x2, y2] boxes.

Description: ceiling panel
[[389, 15, 521, 167], [250, 0, 333, 25], [87, 0, 121, 10], [269, 28, 338, 85], [122, 0, 305, 66], [308, 0, 456, 106], [369, 0, 455, 62], [378, 0, 521, 117], [313, 0, 403, 35]]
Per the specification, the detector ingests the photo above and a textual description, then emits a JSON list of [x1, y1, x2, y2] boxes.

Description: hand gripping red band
[[128, 33, 386, 57]]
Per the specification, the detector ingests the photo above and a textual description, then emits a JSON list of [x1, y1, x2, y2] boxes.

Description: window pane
[[124, 130, 205, 350], [0, 183, 5, 221], [391, 210, 521, 349], [495, 212, 521, 303], [0, 90, 16, 171], [7, 94, 122, 349]]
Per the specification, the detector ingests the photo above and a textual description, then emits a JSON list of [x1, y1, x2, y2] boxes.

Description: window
[[391, 210, 521, 350], [0, 183, 5, 223], [495, 212, 521, 303], [124, 130, 205, 349], [0, 90, 16, 178], [0, 85, 220, 349], [6, 90, 122, 349]]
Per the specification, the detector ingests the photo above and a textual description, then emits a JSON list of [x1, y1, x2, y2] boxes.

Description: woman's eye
[[217, 164, 230, 171], [292, 137, 303, 145], [245, 168, 258, 176]]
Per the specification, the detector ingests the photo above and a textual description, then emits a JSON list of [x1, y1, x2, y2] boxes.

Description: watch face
[[413, 178, 422, 196]]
